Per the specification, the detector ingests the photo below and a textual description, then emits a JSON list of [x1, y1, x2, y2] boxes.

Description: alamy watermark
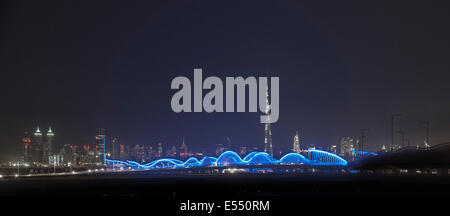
[[170, 68, 279, 123]]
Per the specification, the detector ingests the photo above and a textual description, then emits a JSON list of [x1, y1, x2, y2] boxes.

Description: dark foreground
[[1, 172, 449, 214]]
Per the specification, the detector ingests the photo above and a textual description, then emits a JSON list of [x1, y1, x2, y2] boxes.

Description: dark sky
[[1, 0, 450, 161]]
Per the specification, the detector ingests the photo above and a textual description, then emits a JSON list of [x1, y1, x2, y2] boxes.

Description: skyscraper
[[145, 145, 153, 162], [180, 138, 188, 158], [95, 128, 106, 166], [33, 126, 43, 163], [21, 130, 32, 163], [264, 89, 273, 156], [43, 127, 54, 164], [110, 137, 120, 159], [340, 137, 355, 160], [293, 130, 300, 153], [157, 142, 163, 158]]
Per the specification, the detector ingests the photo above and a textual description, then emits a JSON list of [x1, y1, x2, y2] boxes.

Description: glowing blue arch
[[105, 149, 348, 169], [148, 159, 180, 168], [351, 150, 378, 160], [279, 153, 310, 164], [308, 149, 347, 166], [199, 156, 217, 166], [248, 152, 278, 165], [144, 158, 183, 167], [177, 157, 201, 167], [216, 151, 245, 166], [105, 159, 132, 168], [243, 152, 259, 161]]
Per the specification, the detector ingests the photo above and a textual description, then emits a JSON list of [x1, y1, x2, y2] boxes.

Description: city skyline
[[1, 0, 450, 208], [4, 102, 448, 162], [12, 118, 437, 165], [1, 1, 450, 161]]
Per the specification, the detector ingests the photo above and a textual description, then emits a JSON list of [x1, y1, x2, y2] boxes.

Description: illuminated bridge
[[351, 150, 378, 161], [105, 150, 348, 173]]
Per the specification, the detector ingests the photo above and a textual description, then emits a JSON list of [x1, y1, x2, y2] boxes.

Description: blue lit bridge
[[105, 149, 349, 174]]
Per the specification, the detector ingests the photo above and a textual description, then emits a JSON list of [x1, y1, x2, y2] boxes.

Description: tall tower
[[264, 89, 273, 156], [157, 142, 163, 158], [44, 127, 55, 164], [180, 138, 188, 158], [293, 130, 300, 153], [21, 130, 32, 163], [33, 126, 43, 163], [110, 137, 120, 159], [95, 128, 106, 166]]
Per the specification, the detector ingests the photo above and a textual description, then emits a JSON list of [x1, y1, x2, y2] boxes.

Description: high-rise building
[[145, 146, 153, 162], [95, 128, 106, 166], [21, 130, 32, 163], [131, 144, 145, 162], [167, 145, 177, 157], [79, 145, 91, 165], [179, 138, 188, 159], [293, 130, 300, 153], [329, 145, 337, 154], [43, 127, 55, 164], [340, 137, 355, 159], [119, 144, 129, 161], [157, 142, 163, 158], [110, 137, 120, 159], [264, 89, 273, 156], [33, 126, 43, 163], [60, 144, 75, 166]]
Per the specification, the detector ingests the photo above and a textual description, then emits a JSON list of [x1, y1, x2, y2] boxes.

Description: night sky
[[1, 0, 450, 161]]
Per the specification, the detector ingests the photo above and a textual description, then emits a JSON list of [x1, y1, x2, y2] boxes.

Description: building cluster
[[114, 139, 196, 163], [21, 126, 58, 166], [290, 130, 337, 154], [213, 129, 337, 160], [17, 86, 346, 167], [339, 136, 373, 161], [21, 126, 105, 167], [20, 126, 200, 166], [19, 123, 348, 168], [340, 136, 356, 160]]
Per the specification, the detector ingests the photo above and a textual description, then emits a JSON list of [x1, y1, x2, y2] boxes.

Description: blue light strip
[[351, 150, 378, 160], [307, 149, 348, 165], [105, 150, 348, 169], [351, 150, 378, 156]]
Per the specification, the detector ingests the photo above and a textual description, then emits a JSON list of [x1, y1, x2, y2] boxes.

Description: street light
[[391, 113, 402, 152]]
